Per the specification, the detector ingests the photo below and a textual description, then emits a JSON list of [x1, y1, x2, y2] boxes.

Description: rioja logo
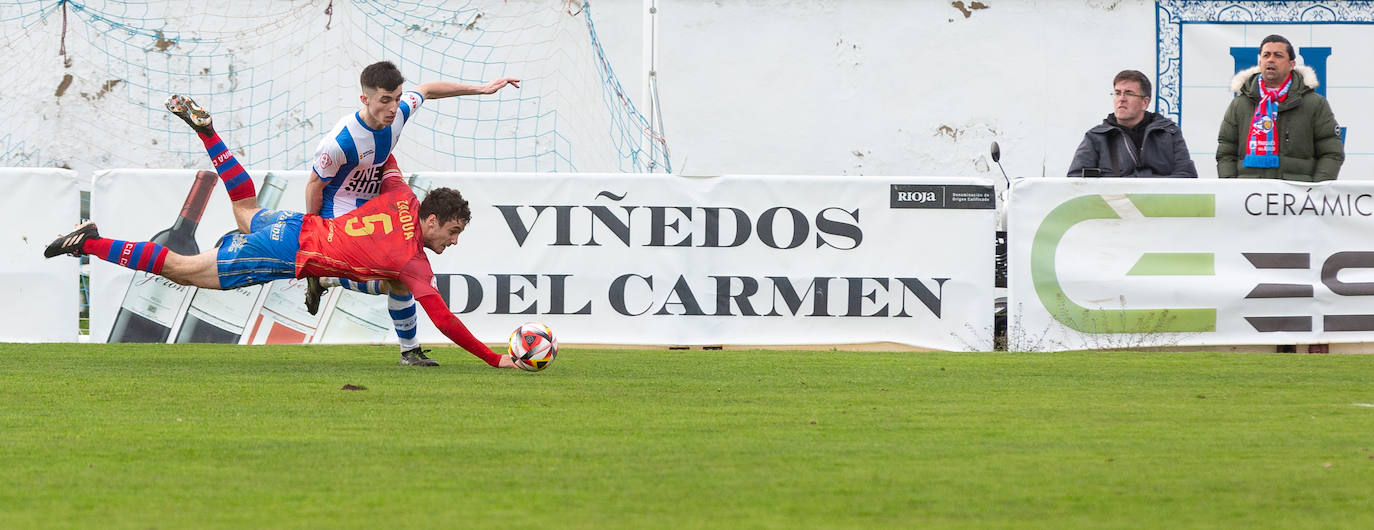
[[890, 184, 995, 210]]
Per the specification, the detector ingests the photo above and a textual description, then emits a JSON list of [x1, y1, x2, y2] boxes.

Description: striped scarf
[[1242, 73, 1292, 169]]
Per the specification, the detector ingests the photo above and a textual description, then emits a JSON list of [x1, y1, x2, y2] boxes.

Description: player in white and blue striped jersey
[[305, 61, 518, 366]]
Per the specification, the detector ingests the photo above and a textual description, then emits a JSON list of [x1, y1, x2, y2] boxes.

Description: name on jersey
[[398, 200, 415, 240]]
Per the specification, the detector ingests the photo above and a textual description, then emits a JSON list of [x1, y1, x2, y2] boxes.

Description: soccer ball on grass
[[508, 322, 558, 372]]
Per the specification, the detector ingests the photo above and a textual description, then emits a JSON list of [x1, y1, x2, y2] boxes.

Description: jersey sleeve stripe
[[372, 126, 392, 168], [334, 128, 360, 181], [320, 129, 358, 219]]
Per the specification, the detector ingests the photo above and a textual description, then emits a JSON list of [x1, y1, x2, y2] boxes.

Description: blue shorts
[[216, 209, 303, 289]]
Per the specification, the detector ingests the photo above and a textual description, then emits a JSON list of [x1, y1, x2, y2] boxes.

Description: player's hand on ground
[[484, 78, 520, 93], [496, 354, 520, 369]]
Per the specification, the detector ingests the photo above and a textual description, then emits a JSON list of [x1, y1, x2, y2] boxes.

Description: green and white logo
[[1031, 194, 1217, 334]]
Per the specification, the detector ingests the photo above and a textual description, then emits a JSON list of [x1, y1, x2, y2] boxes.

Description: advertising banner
[[89, 170, 313, 343], [87, 172, 995, 350], [418, 173, 996, 351], [0, 169, 80, 342], [1008, 177, 1374, 350]]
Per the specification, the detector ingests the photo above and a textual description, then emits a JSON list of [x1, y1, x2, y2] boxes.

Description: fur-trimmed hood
[[1229, 64, 1319, 93]]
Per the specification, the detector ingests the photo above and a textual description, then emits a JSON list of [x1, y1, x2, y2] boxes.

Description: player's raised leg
[[165, 94, 260, 233]]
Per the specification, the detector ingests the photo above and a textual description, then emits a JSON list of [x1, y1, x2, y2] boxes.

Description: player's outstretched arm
[[415, 293, 518, 368], [415, 78, 520, 99], [389, 279, 515, 368]]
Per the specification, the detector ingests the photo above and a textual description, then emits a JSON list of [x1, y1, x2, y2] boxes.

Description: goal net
[[0, 0, 670, 176]]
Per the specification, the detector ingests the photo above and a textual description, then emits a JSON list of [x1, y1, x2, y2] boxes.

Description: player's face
[[1258, 42, 1295, 85], [361, 86, 405, 128], [423, 216, 467, 254]]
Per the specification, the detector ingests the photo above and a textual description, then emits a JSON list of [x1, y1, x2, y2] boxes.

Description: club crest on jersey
[[317, 152, 333, 169]]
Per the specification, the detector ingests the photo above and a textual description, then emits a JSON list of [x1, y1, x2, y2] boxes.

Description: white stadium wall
[[5, 1, 1374, 349], [592, 0, 1372, 181], [5, 1, 1369, 182]]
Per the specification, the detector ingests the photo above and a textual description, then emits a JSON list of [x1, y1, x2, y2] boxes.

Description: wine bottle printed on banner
[[317, 175, 435, 343], [107, 170, 218, 343], [174, 173, 288, 343], [244, 173, 340, 345], [245, 277, 329, 344]]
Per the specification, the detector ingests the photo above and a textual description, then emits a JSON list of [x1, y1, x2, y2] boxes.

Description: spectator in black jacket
[[1068, 70, 1197, 178]]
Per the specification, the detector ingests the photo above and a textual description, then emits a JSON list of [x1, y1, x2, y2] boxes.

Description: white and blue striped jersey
[[310, 90, 425, 219]]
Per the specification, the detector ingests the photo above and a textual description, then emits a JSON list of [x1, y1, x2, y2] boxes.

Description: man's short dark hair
[[360, 61, 406, 92], [419, 187, 472, 227], [1260, 34, 1295, 61], [1113, 69, 1152, 99]]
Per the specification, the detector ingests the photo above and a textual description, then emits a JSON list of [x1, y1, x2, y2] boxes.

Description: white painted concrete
[[594, 0, 1369, 181]]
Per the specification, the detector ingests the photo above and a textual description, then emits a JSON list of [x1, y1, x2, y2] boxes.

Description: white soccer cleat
[[165, 94, 214, 133]]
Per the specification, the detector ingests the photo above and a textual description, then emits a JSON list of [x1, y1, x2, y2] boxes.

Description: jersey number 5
[[344, 213, 394, 236]]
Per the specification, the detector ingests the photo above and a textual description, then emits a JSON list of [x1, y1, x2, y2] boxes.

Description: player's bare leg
[[155, 251, 221, 288], [44, 222, 222, 288]]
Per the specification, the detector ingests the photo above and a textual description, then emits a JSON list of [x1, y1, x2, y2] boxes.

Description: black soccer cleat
[[44, 221, 99, 258], [399, 347, 439, 367], [165, 94, 214, 134], [304, 277, 327, 316]]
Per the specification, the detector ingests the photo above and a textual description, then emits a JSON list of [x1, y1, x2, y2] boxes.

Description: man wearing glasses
[[1067, 69, 1197, 178]]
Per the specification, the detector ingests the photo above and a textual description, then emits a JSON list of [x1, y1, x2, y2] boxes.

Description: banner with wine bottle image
[[88, 170, 426, 345]]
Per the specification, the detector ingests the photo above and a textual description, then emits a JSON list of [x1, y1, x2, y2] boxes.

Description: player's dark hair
[[419, 187, 472, 227], [1112, 70, 1151, 99], [1259, 34, 1295, 62], [360, 61, 406, 92]]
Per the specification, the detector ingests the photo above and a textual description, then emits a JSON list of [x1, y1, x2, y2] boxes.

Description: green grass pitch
[[3, 344, 1374, 528]]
